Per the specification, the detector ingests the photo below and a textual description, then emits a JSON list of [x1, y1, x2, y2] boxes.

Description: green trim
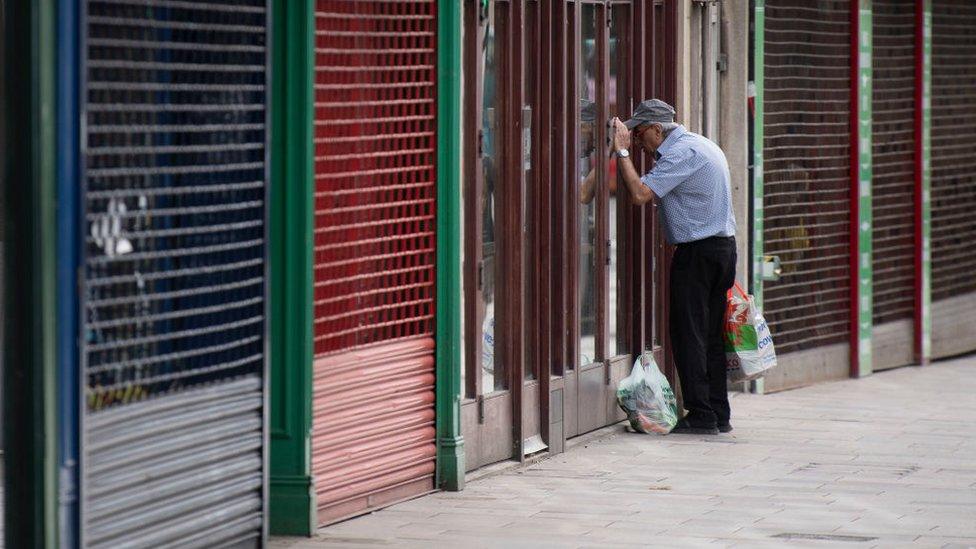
[[854, 0, 873, 377], [2, 0, 59, 545], [750, 0, 765, 395], [919, 0, 932, 363], [435, 0, 465, 492], [269, 0, 316, 535], [751, 0, 765, 308]]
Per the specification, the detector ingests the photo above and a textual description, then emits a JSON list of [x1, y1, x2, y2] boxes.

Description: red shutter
[[312, 0, 438, 525]]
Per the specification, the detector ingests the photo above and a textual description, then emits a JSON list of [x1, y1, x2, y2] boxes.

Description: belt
[[676, 235, 735, 248]]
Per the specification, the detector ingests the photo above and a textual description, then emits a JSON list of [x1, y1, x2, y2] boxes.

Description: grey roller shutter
[[761, 0, 854, 389], [80, 1, 269, 547], [931, 0, 976, 358]]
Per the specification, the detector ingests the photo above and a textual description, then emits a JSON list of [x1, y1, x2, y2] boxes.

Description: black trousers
[[669, 235, 737, 427]]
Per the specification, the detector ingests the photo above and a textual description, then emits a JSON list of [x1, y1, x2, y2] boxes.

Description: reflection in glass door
[[481, 3, 500, 394], [609, 2, 631, 358], [569, 2, 638, 437], [578, 3, 599, 368]]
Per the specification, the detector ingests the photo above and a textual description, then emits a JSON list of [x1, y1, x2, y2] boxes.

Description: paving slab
[[270, 354, 976, 548]]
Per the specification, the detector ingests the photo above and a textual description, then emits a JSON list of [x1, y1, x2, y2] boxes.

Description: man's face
[[633, 123, 666, 153], [581, 122, 595, 155]]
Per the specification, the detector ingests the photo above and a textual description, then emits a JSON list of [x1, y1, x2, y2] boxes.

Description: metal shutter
[[762, 1, 852, 356], [871, 0, 916, 370], [931, 0, 976, 356], [81, 1, 268, 547], [312, 0, 437, 525]]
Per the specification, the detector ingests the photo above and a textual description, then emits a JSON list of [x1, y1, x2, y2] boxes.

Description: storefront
[[930, 0, 976, 358], [70, 1, 272, 546], [460, 0, 676, 471], [871, 0, 920, 371], [269, 0, 446, 533]]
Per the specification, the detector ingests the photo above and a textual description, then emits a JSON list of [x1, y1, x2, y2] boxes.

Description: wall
[[677, 1, 749, 285], [720, 0, 750, 286]]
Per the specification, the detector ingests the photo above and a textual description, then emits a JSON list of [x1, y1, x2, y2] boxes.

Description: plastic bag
[[724, 282, 777, 383], [616, 355, 678, 434], [481, 314, 494, 375]]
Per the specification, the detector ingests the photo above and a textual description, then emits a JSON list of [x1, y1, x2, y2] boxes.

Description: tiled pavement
[[271, 355, 976, 548]]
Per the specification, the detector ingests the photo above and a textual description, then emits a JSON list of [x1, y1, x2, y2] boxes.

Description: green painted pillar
[[435, 0, 465, 492], [2, 0, 59, 545], [269, 0, 316, 536], [750, 0, 766, 395], [853, 0, 873, 378]]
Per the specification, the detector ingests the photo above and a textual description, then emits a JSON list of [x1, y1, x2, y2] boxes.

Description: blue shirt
[[640, 125, 737, 245]]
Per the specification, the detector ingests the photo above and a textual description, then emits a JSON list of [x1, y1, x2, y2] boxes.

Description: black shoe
[[670, 419, 719, 435], [718, 423, 733, 433]]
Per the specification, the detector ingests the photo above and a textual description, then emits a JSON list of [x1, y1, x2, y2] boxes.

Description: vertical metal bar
[[914, 0, 932, 366], [261, 0, 275, 543], [506, 0, 525, 460], [537, 0, 553, 449], [750, 0, 765, 394], [645, 0, 658, 354], [56, 0, 81, 542], [596, 1, 609, 368], [630, 0, 643, 357], [851, 0, 874, 378], [269, 0, 316, 535], [462, 0, 485, 401], [849, 0, 860, 379], [664, 0, 678, 377], [550, 0, 567, 380], [702, 1, 718, 140], [436, 0, 466, 490], [77, 0, 90, 542], [568, 0, 582, 381], [2, 0, 59, 544]]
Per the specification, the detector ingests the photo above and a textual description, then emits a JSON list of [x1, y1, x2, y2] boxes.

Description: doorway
[[461, 0, 671, 472]]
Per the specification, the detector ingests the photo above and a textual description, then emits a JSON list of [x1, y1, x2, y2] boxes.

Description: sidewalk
[[272, 355, 976, 549]]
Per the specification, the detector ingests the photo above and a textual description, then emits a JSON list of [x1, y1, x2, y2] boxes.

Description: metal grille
[[762, 1, 852, 354], [871, 0, 916, 325], [312, 0, 437, 525], [82, 1, 267, 546], [313, 0, 437, 357], [931, 0, 976, 301]]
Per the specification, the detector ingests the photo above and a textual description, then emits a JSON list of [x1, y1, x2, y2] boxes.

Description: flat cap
[[623, 99, 676, 130], [580, 99, 597, 123]]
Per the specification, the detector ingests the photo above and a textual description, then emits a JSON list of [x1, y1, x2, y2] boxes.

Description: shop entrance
[[462, 0, 671, 472], [460, 0, 520, 471]]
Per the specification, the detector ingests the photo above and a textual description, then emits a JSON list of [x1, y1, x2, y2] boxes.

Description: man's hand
[[611, 117, 631, 153]]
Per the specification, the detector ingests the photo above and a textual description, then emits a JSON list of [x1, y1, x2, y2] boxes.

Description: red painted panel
[[313, 0, 437, 356], [312, 0, 437, 526]]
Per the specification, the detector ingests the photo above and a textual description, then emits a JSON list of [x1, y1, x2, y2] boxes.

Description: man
[[611, 99, 737, 435], [579, 99, 598, 204]]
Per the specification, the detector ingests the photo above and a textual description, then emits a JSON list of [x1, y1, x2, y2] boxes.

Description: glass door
[[574, 0, 618, 435], [570, 0, 637, 436], [461, 0, 515, 471]]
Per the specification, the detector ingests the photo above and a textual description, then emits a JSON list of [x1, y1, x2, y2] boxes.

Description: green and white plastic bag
[[616, 355, 678, 434], [724, 282, 777, 383]]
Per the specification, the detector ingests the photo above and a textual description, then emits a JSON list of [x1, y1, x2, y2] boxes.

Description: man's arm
[[579, 167, 596, 204], [611, 118, 656, 206], [616, 155, 654, 205]]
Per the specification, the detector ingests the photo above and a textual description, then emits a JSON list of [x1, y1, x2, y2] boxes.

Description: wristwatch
[[617, 148, 630, 158]]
